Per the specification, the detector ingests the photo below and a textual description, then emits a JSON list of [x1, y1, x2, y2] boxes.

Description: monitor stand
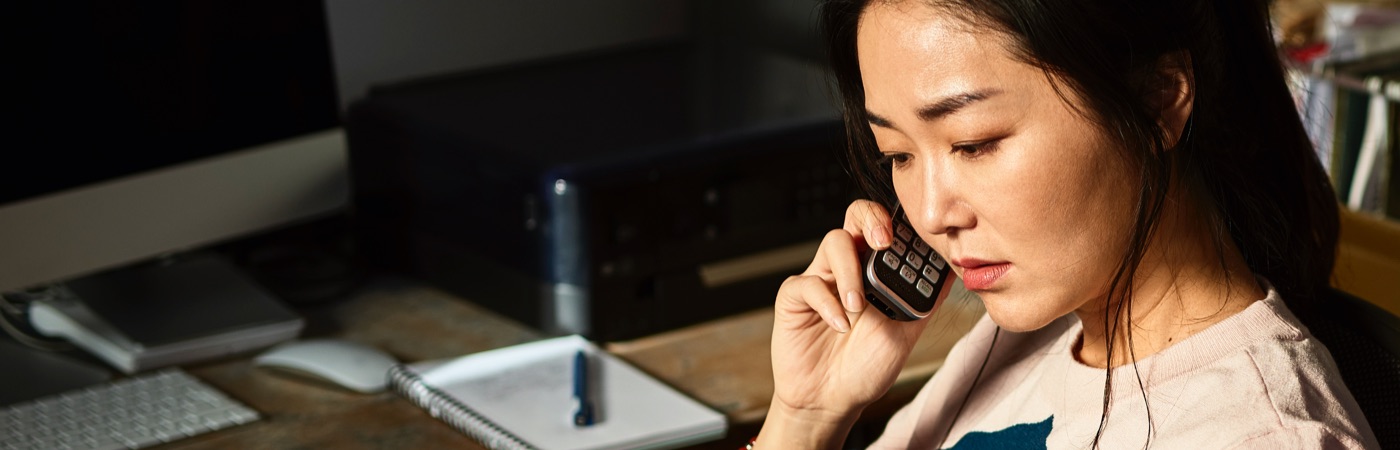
[[26, 253, 304, 374]]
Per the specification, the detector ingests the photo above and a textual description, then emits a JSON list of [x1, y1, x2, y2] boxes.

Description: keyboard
[[0, 369, 259, 450]]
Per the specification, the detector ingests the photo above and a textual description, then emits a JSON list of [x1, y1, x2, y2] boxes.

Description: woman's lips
[[953, 258, 1011, 291]]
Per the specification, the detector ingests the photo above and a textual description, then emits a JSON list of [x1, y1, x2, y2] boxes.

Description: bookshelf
[[1293, 54, 1400, 220], [1295, 63, 1400, 315], [1280, 2, 1400, 313]]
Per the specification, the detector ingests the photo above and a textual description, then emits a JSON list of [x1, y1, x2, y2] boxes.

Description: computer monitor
[[1, 0, 344, 294], [0, 1, 342, 376]]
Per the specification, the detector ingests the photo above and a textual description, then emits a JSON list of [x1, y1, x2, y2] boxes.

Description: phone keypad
[[864, 207, 953, 321], [885, 221, 945, 299]]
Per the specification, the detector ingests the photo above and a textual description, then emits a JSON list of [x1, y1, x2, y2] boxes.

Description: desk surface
[[168, 277, 984, 449]]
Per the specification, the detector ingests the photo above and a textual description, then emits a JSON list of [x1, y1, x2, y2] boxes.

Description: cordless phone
[[862, 206, 952, 321]]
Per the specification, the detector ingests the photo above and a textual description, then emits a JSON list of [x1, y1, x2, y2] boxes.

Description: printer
[[346, 43, 857, 341]]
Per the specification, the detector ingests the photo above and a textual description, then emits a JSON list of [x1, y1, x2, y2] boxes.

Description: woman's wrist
[[754, 396, 862, 449]]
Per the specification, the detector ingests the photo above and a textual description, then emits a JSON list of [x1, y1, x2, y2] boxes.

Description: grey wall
[[695, 0, 825, 60], [325, 1, 691, 110]]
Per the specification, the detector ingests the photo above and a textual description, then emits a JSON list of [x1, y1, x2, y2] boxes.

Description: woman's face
[[857, 2, 1140, 332]]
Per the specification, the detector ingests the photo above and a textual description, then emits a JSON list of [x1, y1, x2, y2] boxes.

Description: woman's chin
[[983, 298, 1064, 333]]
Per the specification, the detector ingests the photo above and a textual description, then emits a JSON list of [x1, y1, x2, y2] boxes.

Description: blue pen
[[573, 350, 595, 427]]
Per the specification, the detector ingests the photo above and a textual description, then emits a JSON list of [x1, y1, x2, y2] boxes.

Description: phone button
[[912, 239, 931, 256], [890, 239, 908, 256], [916, 279, 934, 297], [928, 252, 946, 270], [882, 252, 901, 270], [905, 253, 924, 271], [895, 223, 914, 242], [899, 265, 918, 283], [921, 264, 939, 281]]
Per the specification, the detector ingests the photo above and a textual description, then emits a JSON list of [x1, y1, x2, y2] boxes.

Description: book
[[1332, 87, 1371, 199], [1347, 92, 1392, 211], [388, 335, 727, 450], [1293, 71, 1337, 170]]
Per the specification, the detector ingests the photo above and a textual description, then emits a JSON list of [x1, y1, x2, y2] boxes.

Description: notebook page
[[416, 335, 725, 450]]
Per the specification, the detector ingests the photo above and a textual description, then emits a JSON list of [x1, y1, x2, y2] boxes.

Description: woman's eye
[[875, 153, 912, 168], [951, 138, 1001, 157]]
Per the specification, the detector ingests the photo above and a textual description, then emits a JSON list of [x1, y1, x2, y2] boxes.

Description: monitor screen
[[6, 0, 338, 205], [1, 0, 344, 292]]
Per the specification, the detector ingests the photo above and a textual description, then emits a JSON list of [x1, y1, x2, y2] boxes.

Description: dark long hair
[[821, 0, 1340, 445]]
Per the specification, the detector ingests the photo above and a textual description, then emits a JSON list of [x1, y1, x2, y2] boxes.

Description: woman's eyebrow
[[866, 88, 1004, 129], [918, 89, 1002, 121]]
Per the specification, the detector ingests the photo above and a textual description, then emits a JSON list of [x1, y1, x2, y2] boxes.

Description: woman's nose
[[903, 162, 975, 236]]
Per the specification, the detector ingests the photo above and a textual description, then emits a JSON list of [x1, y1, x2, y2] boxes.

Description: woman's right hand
[[757, 200, 950, 448]]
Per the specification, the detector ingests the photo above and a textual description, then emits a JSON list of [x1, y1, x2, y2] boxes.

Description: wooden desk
[[169, 277, 984, 449], [605, 289, 986, 425]]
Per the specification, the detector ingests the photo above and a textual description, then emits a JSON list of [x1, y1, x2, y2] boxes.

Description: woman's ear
[[1151, 51, 1194, 150]]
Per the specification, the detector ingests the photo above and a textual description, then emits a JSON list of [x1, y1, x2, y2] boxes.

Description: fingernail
[[830, 316, 850, 333], [876, 227, 891, 248], [845, 291, 860, 312]]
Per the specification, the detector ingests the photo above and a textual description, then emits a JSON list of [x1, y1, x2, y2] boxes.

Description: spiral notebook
[[389, 335, 727, 450]]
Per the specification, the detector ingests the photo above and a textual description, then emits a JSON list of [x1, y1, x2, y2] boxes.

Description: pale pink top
[[871, 284, 1379, 449]]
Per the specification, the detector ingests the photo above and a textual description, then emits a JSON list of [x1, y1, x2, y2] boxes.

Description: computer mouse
[[254, 339, 397, 393]]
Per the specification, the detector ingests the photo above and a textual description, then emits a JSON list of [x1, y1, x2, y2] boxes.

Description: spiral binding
[[388, 364, 537, 450]]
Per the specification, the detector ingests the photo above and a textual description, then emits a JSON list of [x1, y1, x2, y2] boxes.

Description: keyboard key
[[124, 434, 164, 449]]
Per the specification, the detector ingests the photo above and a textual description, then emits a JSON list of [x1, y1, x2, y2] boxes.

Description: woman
[[757, 0, 1379, 448]]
